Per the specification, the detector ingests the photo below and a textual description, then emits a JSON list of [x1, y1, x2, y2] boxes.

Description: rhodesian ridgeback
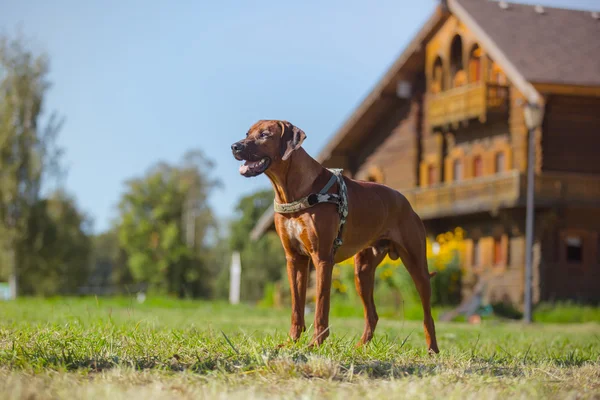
[[231, 120, 439, 354]]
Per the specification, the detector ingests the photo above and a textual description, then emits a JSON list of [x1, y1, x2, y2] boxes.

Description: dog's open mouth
[[239, 157, 270, 177]]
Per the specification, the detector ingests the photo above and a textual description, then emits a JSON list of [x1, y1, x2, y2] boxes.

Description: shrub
[[534, 302, 600, 323]]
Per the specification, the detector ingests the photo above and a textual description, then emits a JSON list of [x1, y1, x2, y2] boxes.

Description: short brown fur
[[232, 120, 439, 353]]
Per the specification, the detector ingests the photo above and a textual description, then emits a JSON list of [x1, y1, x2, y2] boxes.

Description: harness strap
[[319, 173, 338, 195], [273, 168, 348, 255]]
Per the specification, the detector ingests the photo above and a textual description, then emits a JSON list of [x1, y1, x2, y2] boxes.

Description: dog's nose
[[231, 142, 243, 153]]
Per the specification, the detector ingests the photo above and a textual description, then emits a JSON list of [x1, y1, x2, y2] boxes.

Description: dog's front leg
[[309, 254, 334, 347], [286, 254, 310, 341]]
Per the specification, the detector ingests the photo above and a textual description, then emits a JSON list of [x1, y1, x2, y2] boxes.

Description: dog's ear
[[280, 122, 306, 161]]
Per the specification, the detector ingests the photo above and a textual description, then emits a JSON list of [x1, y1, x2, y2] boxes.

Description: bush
[[328, 258, 461, 318], [534, 302, 600, 323]]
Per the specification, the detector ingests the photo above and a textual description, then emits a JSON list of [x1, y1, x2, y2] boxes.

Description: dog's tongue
[[239, 160, 260, 174]]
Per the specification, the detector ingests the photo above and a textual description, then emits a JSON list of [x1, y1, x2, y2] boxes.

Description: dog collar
[[273, 168, 349, 253]]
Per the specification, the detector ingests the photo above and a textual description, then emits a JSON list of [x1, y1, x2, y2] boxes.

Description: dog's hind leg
[[354, 242, 388, 346], [394, 212, 440, 354]]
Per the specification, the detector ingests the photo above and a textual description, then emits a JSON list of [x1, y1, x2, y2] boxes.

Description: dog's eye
[[259, 131, 270, 139]]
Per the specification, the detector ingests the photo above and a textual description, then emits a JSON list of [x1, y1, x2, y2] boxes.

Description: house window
[[473, 155, 483, 178], [495, 152, 506, 173], [469, 45, 482, 83], [493, 236, 508, 267], [453, 159, 463, 182], [431, 57, 445, 93], [565, 236, 583, 263], [489, 62, 507, 85], [428, 165, 437, 186], [450, 35, 465, 87]]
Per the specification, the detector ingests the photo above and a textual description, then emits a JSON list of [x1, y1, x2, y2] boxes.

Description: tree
[[0, 33, 64, 297], [88, 228, 130, 293], [116, 150, 220, 298], [17, 190, 92, 296], [226, 189, 286, 302]]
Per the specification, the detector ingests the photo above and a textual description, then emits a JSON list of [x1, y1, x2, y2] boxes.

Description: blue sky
[[1, 0, 597, 233]]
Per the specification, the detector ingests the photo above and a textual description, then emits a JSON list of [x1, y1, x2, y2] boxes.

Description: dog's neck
[[265, 148, 327, 204]]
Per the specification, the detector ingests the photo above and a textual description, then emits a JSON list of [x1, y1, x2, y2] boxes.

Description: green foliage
[[223, 189, 286, 302], [14, 191, 92, 295], [88, 229, 130, 289], [534, 302, 600, 323], [430, 254, 462, 306], [325, 253, 462, 320], [0, 34, 64, 234], [115, 150, 220, 298], [491, 301, 524, 320], [0, 33, 92, 297], [229, 189, 274, 251]]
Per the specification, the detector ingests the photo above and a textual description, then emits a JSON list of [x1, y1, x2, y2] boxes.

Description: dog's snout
[[231, 142, 243, 153]]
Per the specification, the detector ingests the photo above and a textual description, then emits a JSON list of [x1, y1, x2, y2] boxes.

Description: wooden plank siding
[[540, 207, 600, 303], [354, 99, 422, 190], [542, 95, 600, 174]]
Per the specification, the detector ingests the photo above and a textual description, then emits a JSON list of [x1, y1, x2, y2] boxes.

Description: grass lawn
[[1, 297, 599, 399]]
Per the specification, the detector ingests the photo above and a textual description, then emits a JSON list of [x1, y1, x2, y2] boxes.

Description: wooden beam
[[533, 83, 600, 98]]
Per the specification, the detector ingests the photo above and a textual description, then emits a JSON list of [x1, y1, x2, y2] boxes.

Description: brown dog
[[231, 120, 439, 354]]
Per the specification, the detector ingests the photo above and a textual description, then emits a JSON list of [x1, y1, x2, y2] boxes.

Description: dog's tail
[[429, 271, 437, 279]]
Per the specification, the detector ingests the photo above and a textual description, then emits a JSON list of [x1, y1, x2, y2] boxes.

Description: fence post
[[229, 251, 241, 305]]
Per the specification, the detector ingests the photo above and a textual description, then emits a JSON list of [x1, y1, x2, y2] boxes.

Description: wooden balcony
[[404, 171, 600, 220], [426, 82, 509, 129], [404, 171, 520, 220]]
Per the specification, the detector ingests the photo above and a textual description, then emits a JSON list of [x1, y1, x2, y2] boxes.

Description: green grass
[[533, 302, 600, 323], [1, 297, 599, 399]]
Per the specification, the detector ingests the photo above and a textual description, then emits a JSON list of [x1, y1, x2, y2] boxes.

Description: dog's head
[[231, 120, 306, 177]]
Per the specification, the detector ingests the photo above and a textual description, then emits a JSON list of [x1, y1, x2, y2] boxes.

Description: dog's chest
[[283, 218, 310, 255]]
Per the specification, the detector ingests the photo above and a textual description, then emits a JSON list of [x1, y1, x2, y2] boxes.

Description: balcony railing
[[426, 81, 509, 128], [404, 171, 520, 220], [404, 171, 600, 220]]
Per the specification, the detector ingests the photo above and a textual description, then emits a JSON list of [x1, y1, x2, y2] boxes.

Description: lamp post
[[523, 101, 544, 324]]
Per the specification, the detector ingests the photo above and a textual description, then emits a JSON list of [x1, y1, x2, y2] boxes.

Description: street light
[[523, 101, 544, 324]]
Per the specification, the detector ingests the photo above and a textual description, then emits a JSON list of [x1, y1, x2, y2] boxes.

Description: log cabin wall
[[542, 95, 600, 174], [540, 207, 600, 303], [354, 98, 422, 190], [509, 88, 531, 173]]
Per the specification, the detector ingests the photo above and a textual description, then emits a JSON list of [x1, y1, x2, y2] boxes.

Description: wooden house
[[251, 0, 600, 306]]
